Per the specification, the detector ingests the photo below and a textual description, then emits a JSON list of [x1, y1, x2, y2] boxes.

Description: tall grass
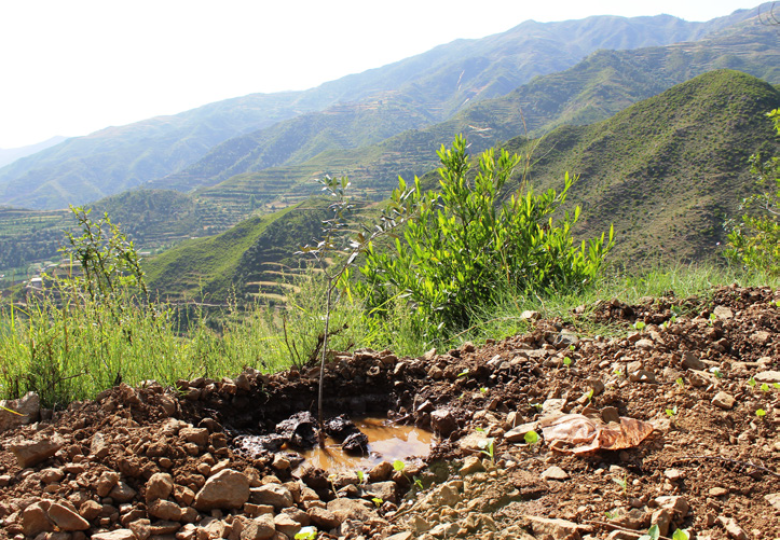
[[1, 263, 776, 407]]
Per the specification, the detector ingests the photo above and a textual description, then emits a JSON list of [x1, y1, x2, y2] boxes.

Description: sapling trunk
[[317, 275, 333, 445]]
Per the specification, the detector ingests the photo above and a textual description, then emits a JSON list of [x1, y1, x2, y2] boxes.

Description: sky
[[0, 0, 773, 149]]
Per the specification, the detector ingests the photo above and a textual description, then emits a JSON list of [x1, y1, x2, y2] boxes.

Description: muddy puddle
[[295, 417, 433, 471]]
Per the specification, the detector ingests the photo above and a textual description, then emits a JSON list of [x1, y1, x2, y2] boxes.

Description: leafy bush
[[358, 135, 614, 337], [725, 109, 780, 272]]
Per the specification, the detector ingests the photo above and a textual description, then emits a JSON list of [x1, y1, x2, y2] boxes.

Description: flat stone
[[193, 469, 250, 511], [754, 371, 780, 384], [48, 502, 90, 531], [9, 436, 64, 468], [457, 430, 490, 454], [681, 351, 705, 371], [359, 480, 397, 504], [91, 530, 138, 540], [709, 486, 728, 497], [524, 515, 582, 540], [0, 391, 40, 433], [541, 466, 569, 481], [655, 496, 690, 517], [307, 507, 341, 529], [148, 499, 182, 521], [664, 469, 684, 481], [504, 422, 538, 443], [712, 392, 736, 410], [765, 493, 780, 511], [249, 483, 294, 510], [713, 306, 733, 319]]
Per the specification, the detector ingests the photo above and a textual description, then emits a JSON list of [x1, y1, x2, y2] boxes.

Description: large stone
[[541, 466, 570, 481], [430, 409, 457, 437], [48, 502, 90, 531], [307, 507, 341, 529], [241, 514, 276, 540], [273, 513, 301, 538], [0, 391, 40, 433], [326, 498, 374, 522], [9, 436, 64, 468], [148, 499, 183, 521], [97, 470, 121, 497], [193, 469, 250, 511], [249, 483, 294, 510], [22, 501, 54, 537], [146, 472, 175, 502]]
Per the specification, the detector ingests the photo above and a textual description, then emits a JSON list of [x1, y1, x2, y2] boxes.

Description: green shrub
[[357, 135, 614, 337], [725, 109, 780, 273]]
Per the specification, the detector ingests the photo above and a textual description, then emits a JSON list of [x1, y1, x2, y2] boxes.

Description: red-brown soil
[[1, 285, 780, 540]]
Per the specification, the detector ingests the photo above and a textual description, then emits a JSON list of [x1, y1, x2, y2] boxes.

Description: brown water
[[294, 417, 433, 471]]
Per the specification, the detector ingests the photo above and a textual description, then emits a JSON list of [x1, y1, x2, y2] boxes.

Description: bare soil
[[2, 285, 780, 540]]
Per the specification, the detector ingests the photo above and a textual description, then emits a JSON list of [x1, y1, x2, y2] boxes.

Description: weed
[[295, 527, 318, 540], [672, 529, 690, 540], [524, 431, 540, 445], [638, 524, 661, 540]]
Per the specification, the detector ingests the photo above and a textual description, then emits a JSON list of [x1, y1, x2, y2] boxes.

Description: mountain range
[[0, 5, 767, 210]]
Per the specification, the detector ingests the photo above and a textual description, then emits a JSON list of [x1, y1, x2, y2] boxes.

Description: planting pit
[[2, 286, 780, 539]]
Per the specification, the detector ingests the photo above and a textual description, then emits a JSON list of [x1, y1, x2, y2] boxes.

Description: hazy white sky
[[0, 0, 772, 149]]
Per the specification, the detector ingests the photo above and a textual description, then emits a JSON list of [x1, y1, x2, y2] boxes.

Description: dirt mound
[[1, 285, 780, 539]]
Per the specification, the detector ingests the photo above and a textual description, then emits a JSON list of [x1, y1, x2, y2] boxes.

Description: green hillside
[[143, 202, 336, 302], [502, 69, 780, 265], [195, 18, 780, 216], [0, 7, 761, 209]]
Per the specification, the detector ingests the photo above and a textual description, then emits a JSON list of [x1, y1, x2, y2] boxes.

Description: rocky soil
[[2, 285, 780, 540]]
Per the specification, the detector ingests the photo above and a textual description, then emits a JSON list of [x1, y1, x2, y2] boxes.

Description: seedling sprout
[[665, 406, 678, 417], [756, 408, 767, 417], [295, 527, 318, 540], [761, 383, 770, 392], [563, 356, 573, 368], [675, 377, 684, 387], [748, 377, 757, 388], [524, 431, 539, 445], [633, 321, 646, 331], [672, 529, 690, 540], [371, 497, 383, 508], [638, 524, 661, 540], [457, 369, 470, 378]]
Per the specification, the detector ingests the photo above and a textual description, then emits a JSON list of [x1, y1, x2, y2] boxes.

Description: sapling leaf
[[672, 529, 690, 540], [675, 377, 684, 387], [524, 431, 539, 445], [475, 427, 485, 432], [748, 377, 757, 388], [371, 497, 383, 508], [634, 321, 646, 331], [480, 387, 488, 394], [563, 356, 572, 367], [457, 369, 470, 378], [356, 471, 365, 484], [393, 459, 406, 472], [774, 383, 780, 390], [756, 408, 767, 417], [761, 383, 770, 392], [665, 406, 678, 417]]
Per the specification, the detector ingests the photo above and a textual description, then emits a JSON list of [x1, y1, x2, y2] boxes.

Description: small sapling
[[295, 527, 318, 540], [524, 431, 540, 445], [371, 497, 383, 508], [633, 321, 646, 331], [638, 524, 661, 540], [761, 383, 771, 392], [672, 529, 690, 540], [563, 356, 573, 368], [748, 377, 757, 388], [756, 408, 767, 418]]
